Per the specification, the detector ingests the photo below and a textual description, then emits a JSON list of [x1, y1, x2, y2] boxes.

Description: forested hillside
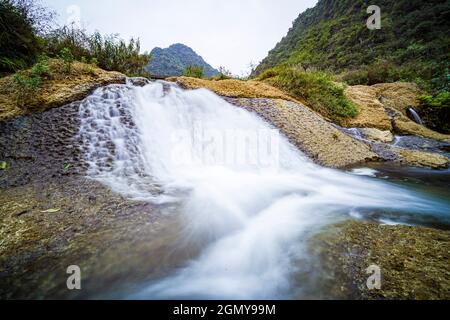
[[254, 0, 450, 92]]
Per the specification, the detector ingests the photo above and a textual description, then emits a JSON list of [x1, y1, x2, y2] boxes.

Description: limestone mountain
[[146, 43, 219, 77]]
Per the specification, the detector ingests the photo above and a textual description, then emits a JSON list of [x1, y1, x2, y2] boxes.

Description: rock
[[168, 76, 298, 102], [395, 148, 449, 169], [310, 220, 450, 300], [393, 113, 450, 142], [372, 82, 421, 114], [0, 59, 126, 123], [343, 85, 392, 130], [360, 128, 394, 143], [226, 98, 378, 168], [127, 77, 150, 87]]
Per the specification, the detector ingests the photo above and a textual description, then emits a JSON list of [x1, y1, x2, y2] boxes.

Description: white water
[[78, 81, 444, 299]]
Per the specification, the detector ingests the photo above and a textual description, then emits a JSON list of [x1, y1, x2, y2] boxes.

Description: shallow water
[[78, 81, 450, 299]]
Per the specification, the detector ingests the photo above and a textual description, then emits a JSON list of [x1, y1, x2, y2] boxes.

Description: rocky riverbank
[[310, 220, 450, 299], [1, 73, 449, 299]]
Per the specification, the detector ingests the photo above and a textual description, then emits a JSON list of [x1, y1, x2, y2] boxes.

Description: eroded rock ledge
[[0, 59, 126, 123]]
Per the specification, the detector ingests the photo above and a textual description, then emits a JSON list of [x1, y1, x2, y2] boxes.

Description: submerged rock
[[310, 220, 450, 300]]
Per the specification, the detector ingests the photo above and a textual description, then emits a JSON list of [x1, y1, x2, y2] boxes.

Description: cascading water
[[78, 81, 449, 299]]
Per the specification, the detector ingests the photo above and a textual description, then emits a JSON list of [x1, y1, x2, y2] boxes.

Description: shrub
[[266, 66, 358, 122], [182, 65, 204, 78], [31, 54, 51, 78], [12, 72, 40, 106], [418, 91, 450, 133], [59, 47, 74, 73]]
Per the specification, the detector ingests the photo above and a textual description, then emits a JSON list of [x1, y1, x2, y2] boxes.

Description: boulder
[[360, 128, 394, 143]]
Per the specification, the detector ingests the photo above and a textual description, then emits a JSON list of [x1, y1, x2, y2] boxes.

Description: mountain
[[146, 43, 219, 77], [254, 0, 450, 90]]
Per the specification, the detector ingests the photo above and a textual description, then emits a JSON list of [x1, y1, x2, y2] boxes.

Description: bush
[[264, 66, 358, 122], [11, 55, 51, 105], [13, 72, 40, 106], [58, 47, 74, 74], [418, 91, 450, 134], [182, 65, 204, 78]]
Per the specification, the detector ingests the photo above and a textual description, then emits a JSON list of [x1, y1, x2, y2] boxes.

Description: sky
[[42, 0, 318, 75]]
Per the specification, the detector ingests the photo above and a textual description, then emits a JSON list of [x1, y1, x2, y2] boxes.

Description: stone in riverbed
[[360, 128, 394, 143], [396, 148, 449, 169]]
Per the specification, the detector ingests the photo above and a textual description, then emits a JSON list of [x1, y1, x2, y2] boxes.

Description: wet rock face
[[0, 176, 174, 299], [0, 103, 85, 188]]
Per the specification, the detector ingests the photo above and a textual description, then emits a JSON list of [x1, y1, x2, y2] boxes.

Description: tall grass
[[45, 27, 150, 77]]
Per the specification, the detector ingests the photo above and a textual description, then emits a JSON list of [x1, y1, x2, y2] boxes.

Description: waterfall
[[78, 81, 446, 299], [406, 107, 423, 125]]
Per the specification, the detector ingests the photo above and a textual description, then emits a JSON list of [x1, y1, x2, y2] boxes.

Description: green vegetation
[[0, 161, 7, 170], [12, 55, 52, 106], [257, 66, 358, 122], [58, 47, 74, 74], [0, 0, 150, 77], [418, 91, 450, 133], [212, 66, 233, 80], [182, 65, 204, 78], [45, 28, 150, 77], [0, 0, 51, 73], [254, 0, 450, 93]]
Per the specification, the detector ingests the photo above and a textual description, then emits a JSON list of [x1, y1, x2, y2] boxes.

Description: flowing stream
[[78, 81, 450, 299]]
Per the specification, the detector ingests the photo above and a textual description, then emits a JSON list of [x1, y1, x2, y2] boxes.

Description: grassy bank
[[257, 66, 358, 123]]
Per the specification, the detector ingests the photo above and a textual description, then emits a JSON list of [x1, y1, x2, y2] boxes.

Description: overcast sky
[[42, 0, 318, 75]]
